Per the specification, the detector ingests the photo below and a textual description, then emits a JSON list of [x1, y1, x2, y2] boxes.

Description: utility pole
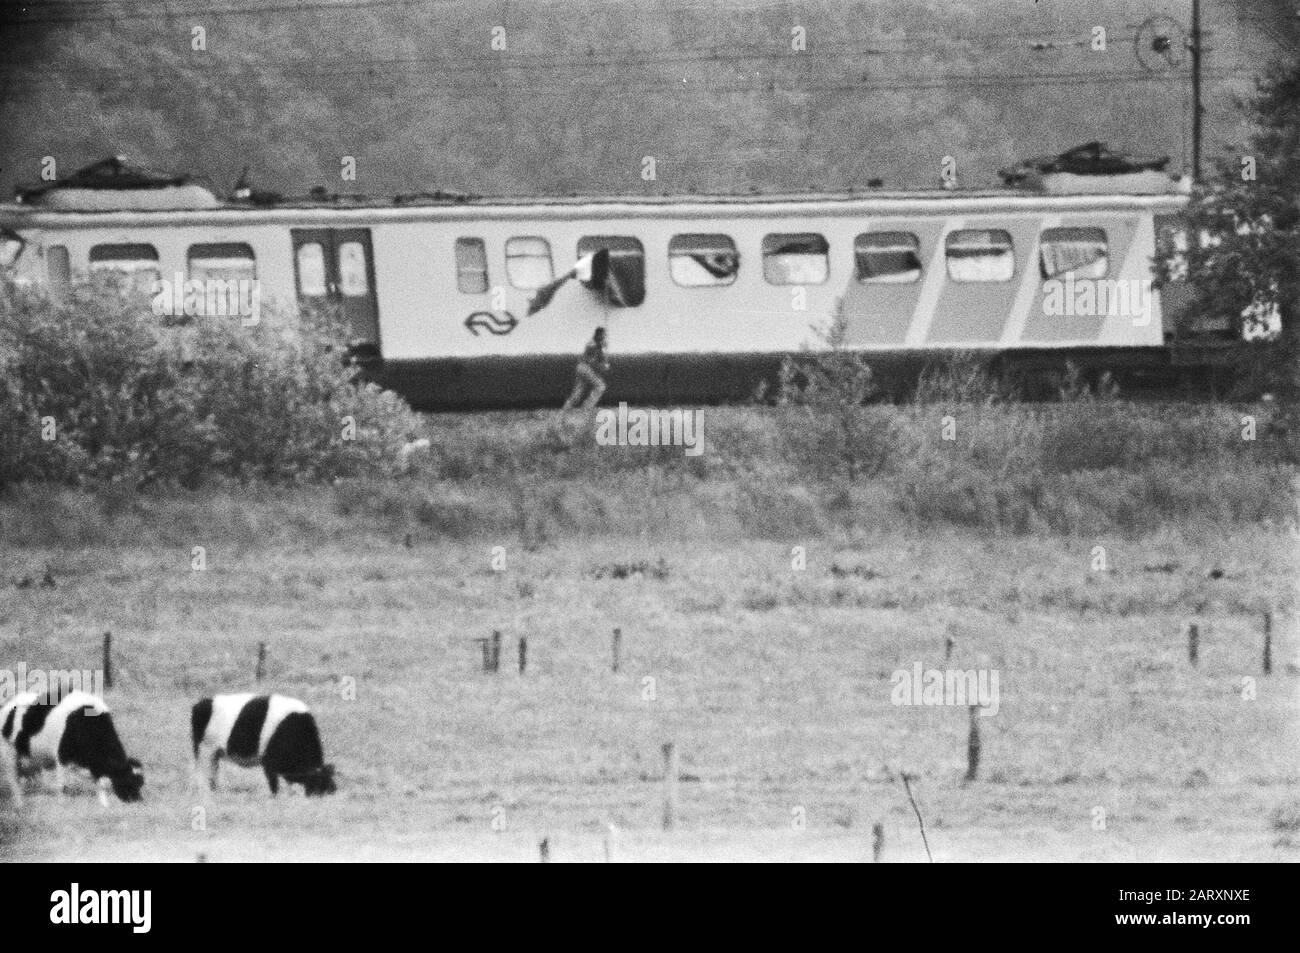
[[1190, 0, 1203, 181]]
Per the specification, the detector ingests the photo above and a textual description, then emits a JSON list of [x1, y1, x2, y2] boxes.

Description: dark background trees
[[0, 0, 1292, 199]]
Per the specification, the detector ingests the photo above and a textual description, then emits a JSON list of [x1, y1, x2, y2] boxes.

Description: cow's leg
[[208, 750, 222, 792], [5, 752, 21, 807], [263, 766, 279, 796], [96, 776, 111, 807], [55, 763, 67, 797]]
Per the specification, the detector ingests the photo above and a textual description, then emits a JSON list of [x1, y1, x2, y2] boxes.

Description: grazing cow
[[0, 690, 144, 805], [192, 693, 335, 796]]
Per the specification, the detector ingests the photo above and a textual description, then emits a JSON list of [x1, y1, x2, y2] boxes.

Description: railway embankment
[[1, 280, 1294, 544]]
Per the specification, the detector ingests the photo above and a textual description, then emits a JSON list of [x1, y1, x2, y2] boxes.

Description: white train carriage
[[0, 161, 1202, 408]]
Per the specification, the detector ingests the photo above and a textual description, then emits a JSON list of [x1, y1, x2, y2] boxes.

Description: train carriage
[[0, 157, 1223, 409]]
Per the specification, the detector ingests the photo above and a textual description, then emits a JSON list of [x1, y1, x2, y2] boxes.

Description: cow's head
[[110, 758, 145, 802], [294, 763, 336, 797]]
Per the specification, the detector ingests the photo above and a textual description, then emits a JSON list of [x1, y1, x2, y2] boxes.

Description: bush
[[0, 279, 421, 488], [913, 351, 1009, 406], [777, 307, 898, 482], [769, 337, 1292, 533]]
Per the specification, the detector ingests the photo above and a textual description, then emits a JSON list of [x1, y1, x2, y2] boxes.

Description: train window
[[296, 242, 327, 296], [455, 238, 489, 294], [855, 232, 921, 283], [945, 229, 1014, 282], [89, 243, 160, 291], [337, 241, 369, 296], [1039, 227, 1107, 280], [188, 243, 256, 283], [505, 237, 554, 290], [762, 233, 828, 285], [47, 245, 71, 295], [669, 234, 739, 287], [577, 236, 645, 307]]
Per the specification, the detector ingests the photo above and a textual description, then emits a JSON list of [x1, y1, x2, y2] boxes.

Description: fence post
[[1186, 622, 1199, 667], [872, 822, 884, 863], [490, 630, 502, 673], [538, 838, 550, 863], [102, 632, 113, 690], [518, 637, 527, 675], [604, 823, 617, 863], [661, 741, 679, 831], [1263, 610, 1273, 675], [612, 627, 622, 673], [255, 641, 267, 682], [964, 705, 981, 782]]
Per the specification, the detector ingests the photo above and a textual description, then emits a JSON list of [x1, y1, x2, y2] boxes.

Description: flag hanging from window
[[527, 248, 610, 316]]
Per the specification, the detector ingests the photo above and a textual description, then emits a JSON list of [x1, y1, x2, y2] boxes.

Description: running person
[[562, 327, 609, 410]]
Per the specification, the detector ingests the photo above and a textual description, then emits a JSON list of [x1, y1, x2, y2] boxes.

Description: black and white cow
[[192, 693, 336, 796], [0, 690, 144, 805]]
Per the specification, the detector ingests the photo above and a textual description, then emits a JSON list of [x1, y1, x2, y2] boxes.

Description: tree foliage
[[1154, 56, 1300, 398], [0, 280, 421, 489]]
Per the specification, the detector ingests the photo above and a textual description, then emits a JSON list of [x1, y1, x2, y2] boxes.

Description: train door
[[290, 228, 380, 347]]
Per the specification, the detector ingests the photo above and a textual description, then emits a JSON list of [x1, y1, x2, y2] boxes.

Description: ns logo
[[464, 311, 518, 336]]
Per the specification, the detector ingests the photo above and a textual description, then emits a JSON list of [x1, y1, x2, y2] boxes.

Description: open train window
[[577, 236, 645, 307], [47, 245, 71, 295], [855, 232, 921, 283], [455, 238, 489, 294], [188, 243, 256, 283], [90, 243, 160, 291], [945, 229, 1014, 282], [763, 233, 828, 285], [669, 233, 739, 287], [1039, 227, 1107, 280], [505, 237, 554, 290]]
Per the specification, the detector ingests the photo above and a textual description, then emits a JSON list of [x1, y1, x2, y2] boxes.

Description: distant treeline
[[1, 0, 1281, 200]]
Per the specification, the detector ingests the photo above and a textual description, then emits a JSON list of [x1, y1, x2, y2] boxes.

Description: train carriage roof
[[0, 186, 1192, 229], [4, 149, 1190, 223]]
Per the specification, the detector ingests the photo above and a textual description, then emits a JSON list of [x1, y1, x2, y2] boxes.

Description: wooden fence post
[[612, 627, 622, 673], [661, 741, 679, 831], [518, 637, 527, 674], [964, 705, 981, 782], [872, 822, 884, 863], [538, 838, 550, 863], [1186, 622, 1199, 667], [604, 823, 617, 863], [1263, 610, 1273, 675], [102, 632, 113, 690], [255, 641, 267, 682], [490, 630, 502, 673]]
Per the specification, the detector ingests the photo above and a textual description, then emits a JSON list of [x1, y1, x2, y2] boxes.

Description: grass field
[[2, 520, 1297, 862]]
